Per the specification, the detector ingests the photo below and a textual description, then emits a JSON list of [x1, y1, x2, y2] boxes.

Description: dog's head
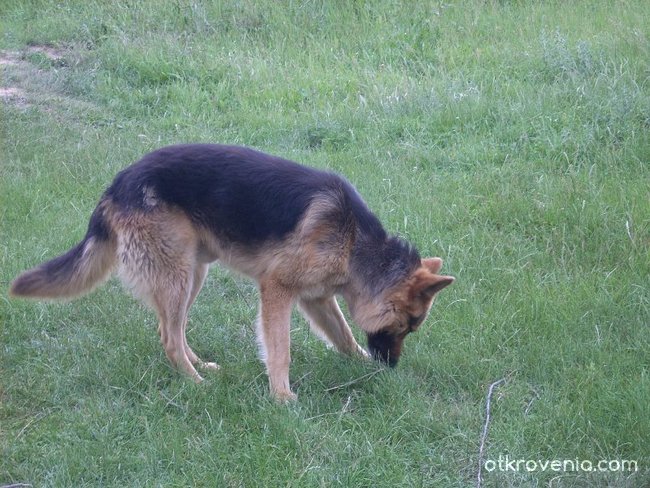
[[366, 257, 454, 367]]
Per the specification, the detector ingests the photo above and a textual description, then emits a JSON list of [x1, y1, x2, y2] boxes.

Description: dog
[[10, 144, 454, 401]]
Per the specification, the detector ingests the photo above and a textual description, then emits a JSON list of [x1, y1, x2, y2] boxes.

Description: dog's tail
[[10, 202, 117, 300]]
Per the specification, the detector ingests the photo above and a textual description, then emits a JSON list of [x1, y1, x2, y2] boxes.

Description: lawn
[[1, 1, 648, 486]]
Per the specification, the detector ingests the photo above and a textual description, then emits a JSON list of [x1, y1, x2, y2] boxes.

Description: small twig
[[14, 409, 55, 442], [324, 368, 383, 392], [159, 386, 186, 412], [231, 276, 254, 311], [524, 387, 541, 416], [338, 395, 353, 420], [230, 277, 258, 334], [477, 377, 506, 488], [625, 218, 635, 246], [292, 371, 312, 389]]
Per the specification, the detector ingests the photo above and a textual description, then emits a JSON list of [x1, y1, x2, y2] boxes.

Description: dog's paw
[[272, 390, 298, 403], [198, 361, 221, 372], [356, 345, 372, 359]]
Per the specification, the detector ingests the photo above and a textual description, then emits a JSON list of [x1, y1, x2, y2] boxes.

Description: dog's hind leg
[[258, 280, 296, 401], [152, 277, 204, 382], [183, 263, 220, 372], [298, 296, 370, 358], [115, 211, 205, 381]]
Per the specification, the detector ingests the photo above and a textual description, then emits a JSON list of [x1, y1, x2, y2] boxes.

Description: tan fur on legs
[[298, 296, 369, 358], [152, 280, 203, 382], [113, 208, 205, 381], [183, 263, 219, 372], [258, 280, 296, 401]]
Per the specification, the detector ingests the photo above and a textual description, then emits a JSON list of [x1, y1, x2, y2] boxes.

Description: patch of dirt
[[0, 44, 66, 109], [1, 51, 29, 107], [0, 51, 19, 66], [0, 86, 26, 99], [26, 44, 65, 61], [1, 43, 98, 116]]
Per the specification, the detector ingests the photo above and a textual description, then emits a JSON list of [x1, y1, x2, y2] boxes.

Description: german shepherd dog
[[10, 144, 454, 401]]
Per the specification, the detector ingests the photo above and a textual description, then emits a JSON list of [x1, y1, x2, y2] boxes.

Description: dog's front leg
[[258, 280, 296, 402], [298, 296, 370, 358]]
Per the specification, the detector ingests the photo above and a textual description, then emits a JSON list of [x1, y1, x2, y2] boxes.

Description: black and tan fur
[[10, 144, 454, 401]]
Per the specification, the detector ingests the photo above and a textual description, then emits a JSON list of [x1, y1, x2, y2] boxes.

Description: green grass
[[1, 1, 648, 486]]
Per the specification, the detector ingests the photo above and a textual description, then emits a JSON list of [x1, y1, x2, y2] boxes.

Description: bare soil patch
[[26, 44, 65, 61], [1, 51, 28, 106], [0, 86, 26, 99], [1, 45, 66, 108]]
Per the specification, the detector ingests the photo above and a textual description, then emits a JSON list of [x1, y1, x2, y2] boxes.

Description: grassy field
[[1, 1, 648, 486]]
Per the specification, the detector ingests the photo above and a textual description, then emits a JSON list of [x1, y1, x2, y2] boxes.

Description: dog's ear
[[419, 274, 455, 300], [422, 257, 443, 274], [409, 266, 455, 302]]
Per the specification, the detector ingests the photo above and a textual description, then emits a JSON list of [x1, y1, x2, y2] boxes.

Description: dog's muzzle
[[367, 330, 406, 368]]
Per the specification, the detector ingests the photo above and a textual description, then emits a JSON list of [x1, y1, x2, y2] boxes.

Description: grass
[[1, 1, 648, 486]]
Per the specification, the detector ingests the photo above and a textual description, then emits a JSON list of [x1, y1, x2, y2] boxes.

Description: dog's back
[[105, 144, 348, 245]]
